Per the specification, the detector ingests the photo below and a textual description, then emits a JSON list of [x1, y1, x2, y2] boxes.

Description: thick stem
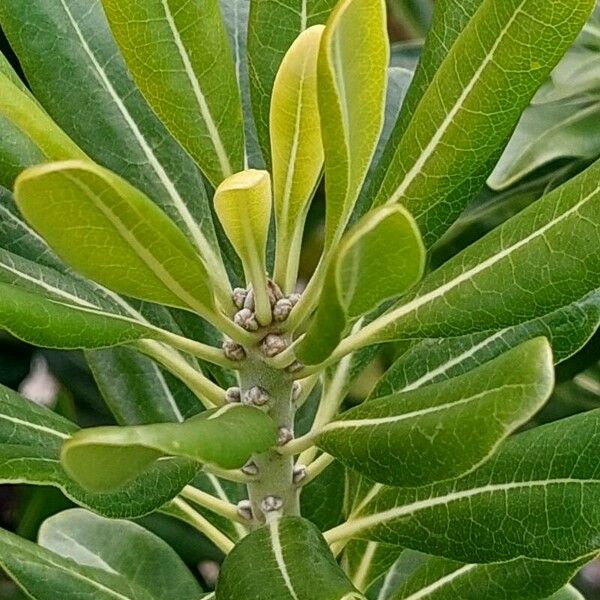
[[239, 355, 300, 523]]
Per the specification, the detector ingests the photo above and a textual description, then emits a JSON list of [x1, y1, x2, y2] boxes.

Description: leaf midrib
[[334, 478, 599, 542], [322, 382, 534, 431], [159, 0, 234, 179], [384, 0, 528, 206], [65, 173, 208, 316], [56, 0, 220, 273], [352, 180, 599, 345]]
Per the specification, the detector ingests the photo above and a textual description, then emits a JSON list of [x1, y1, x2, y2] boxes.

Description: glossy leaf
[[217, 516, 364, 599], [219, 0, 263, 167], [387, 0, 433, 37], [0, 51, 35, 99], [379, 0, 481, 152], [247, 0, 337, 162], [0, 383, 198, 518], [86, 347, 196, 425], [61, 405, 277, 491], [345, 540, 400, 593], [297, 205, 425, 365], [15, 160, 217, 319], [102, 0, 244, 186], [214, 169, 273, 324], [548, 587, 585, 600], [373, 289, 600, 399], [336, 157, 600, 357], [38, 509, 203, 600], [300, 459, 345, 531], [0, 528, 158, 599], [0, 0, 232, 285], [370, 0, 594, 247], [490, 100, 600, 191], [271, 25, 325, 292], [325, 408, 600, 564], [0, 71, 86, 187], [383, 550, 587, 600], [319, 0, 389, 247], [0, 281, 158, 350], [318, 338, 553, 487]]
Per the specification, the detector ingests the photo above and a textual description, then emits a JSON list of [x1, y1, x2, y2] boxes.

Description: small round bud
[[293, 465, 307, 484], [267, 280, 284, 307], [222, 340, 246, 361], [288, 293, 301, 306], [273, 298, 293, 322], [286, 360, 304, 375], [243, 386, 270, 407], [261, 495, 283, 514], [277, 426, 294, 446], [261, 333, 288, 357], [243, 289, 255, 311], [225, 387, 242, 404], [292, 381, 302, 402], [234, 308, 259, 331], [232, 287, 248, 309], [237, 500, 254, 521], [241, 461, 259, 476]]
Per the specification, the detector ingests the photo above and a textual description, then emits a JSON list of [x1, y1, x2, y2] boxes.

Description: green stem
[[180, 485, 246, 524], [171, 498, 235, 554], [156, 330, 240, 370], [240, 356, 300, 522], [302, 453, 334, 485], [135, 340, 225, 408]]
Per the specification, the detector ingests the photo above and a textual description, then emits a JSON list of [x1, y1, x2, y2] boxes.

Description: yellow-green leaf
[[14, 160, 217, 321], [61, 405, 277, 492], [297, 204, 425, 365], [318, 0, 389, 248], [0, 71, 85, 186], [271, 25, 325, 293], [101, 0, 245, 186], [214, 169, 273, 324]]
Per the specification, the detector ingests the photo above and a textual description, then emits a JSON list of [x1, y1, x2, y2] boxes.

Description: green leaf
[[38, 509, 203, 599], [547, 586, 585, 600], [61, 405, 277, 492], [0, 281, 158, 350], [300, 459, 345, 531], [344, 540, 400, 593], [382, 551, 587, 600], [0, 51, 36, 100], [387, 0, 433, 37], [383, 0, 481, 147], [217, 516, 364, 599], [86, 347, 196, 425], [489, 99, 600, 190], [271, 25, 325, 293], [0, 0, 232, 286], [335, 157, 600, 357], [0, 528, 146, 599], [318, 338, 553, 487], [0, 383, 198, 518], [369, 0, 595, 247], [0, 71, 86, 187], [219, 0, 264, 167], [101, 0, 244, 186], [247, 0, 337, 162], [372, 289, 600, 399], [14, 160, 218, 320], [297, 205, 425, 365], [319, 0, 389, 247], [214, 169, 273, 324], [325, 408, 600, 564]]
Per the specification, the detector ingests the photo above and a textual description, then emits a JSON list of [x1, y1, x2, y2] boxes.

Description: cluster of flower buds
[[232, 281, 300, 332]]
